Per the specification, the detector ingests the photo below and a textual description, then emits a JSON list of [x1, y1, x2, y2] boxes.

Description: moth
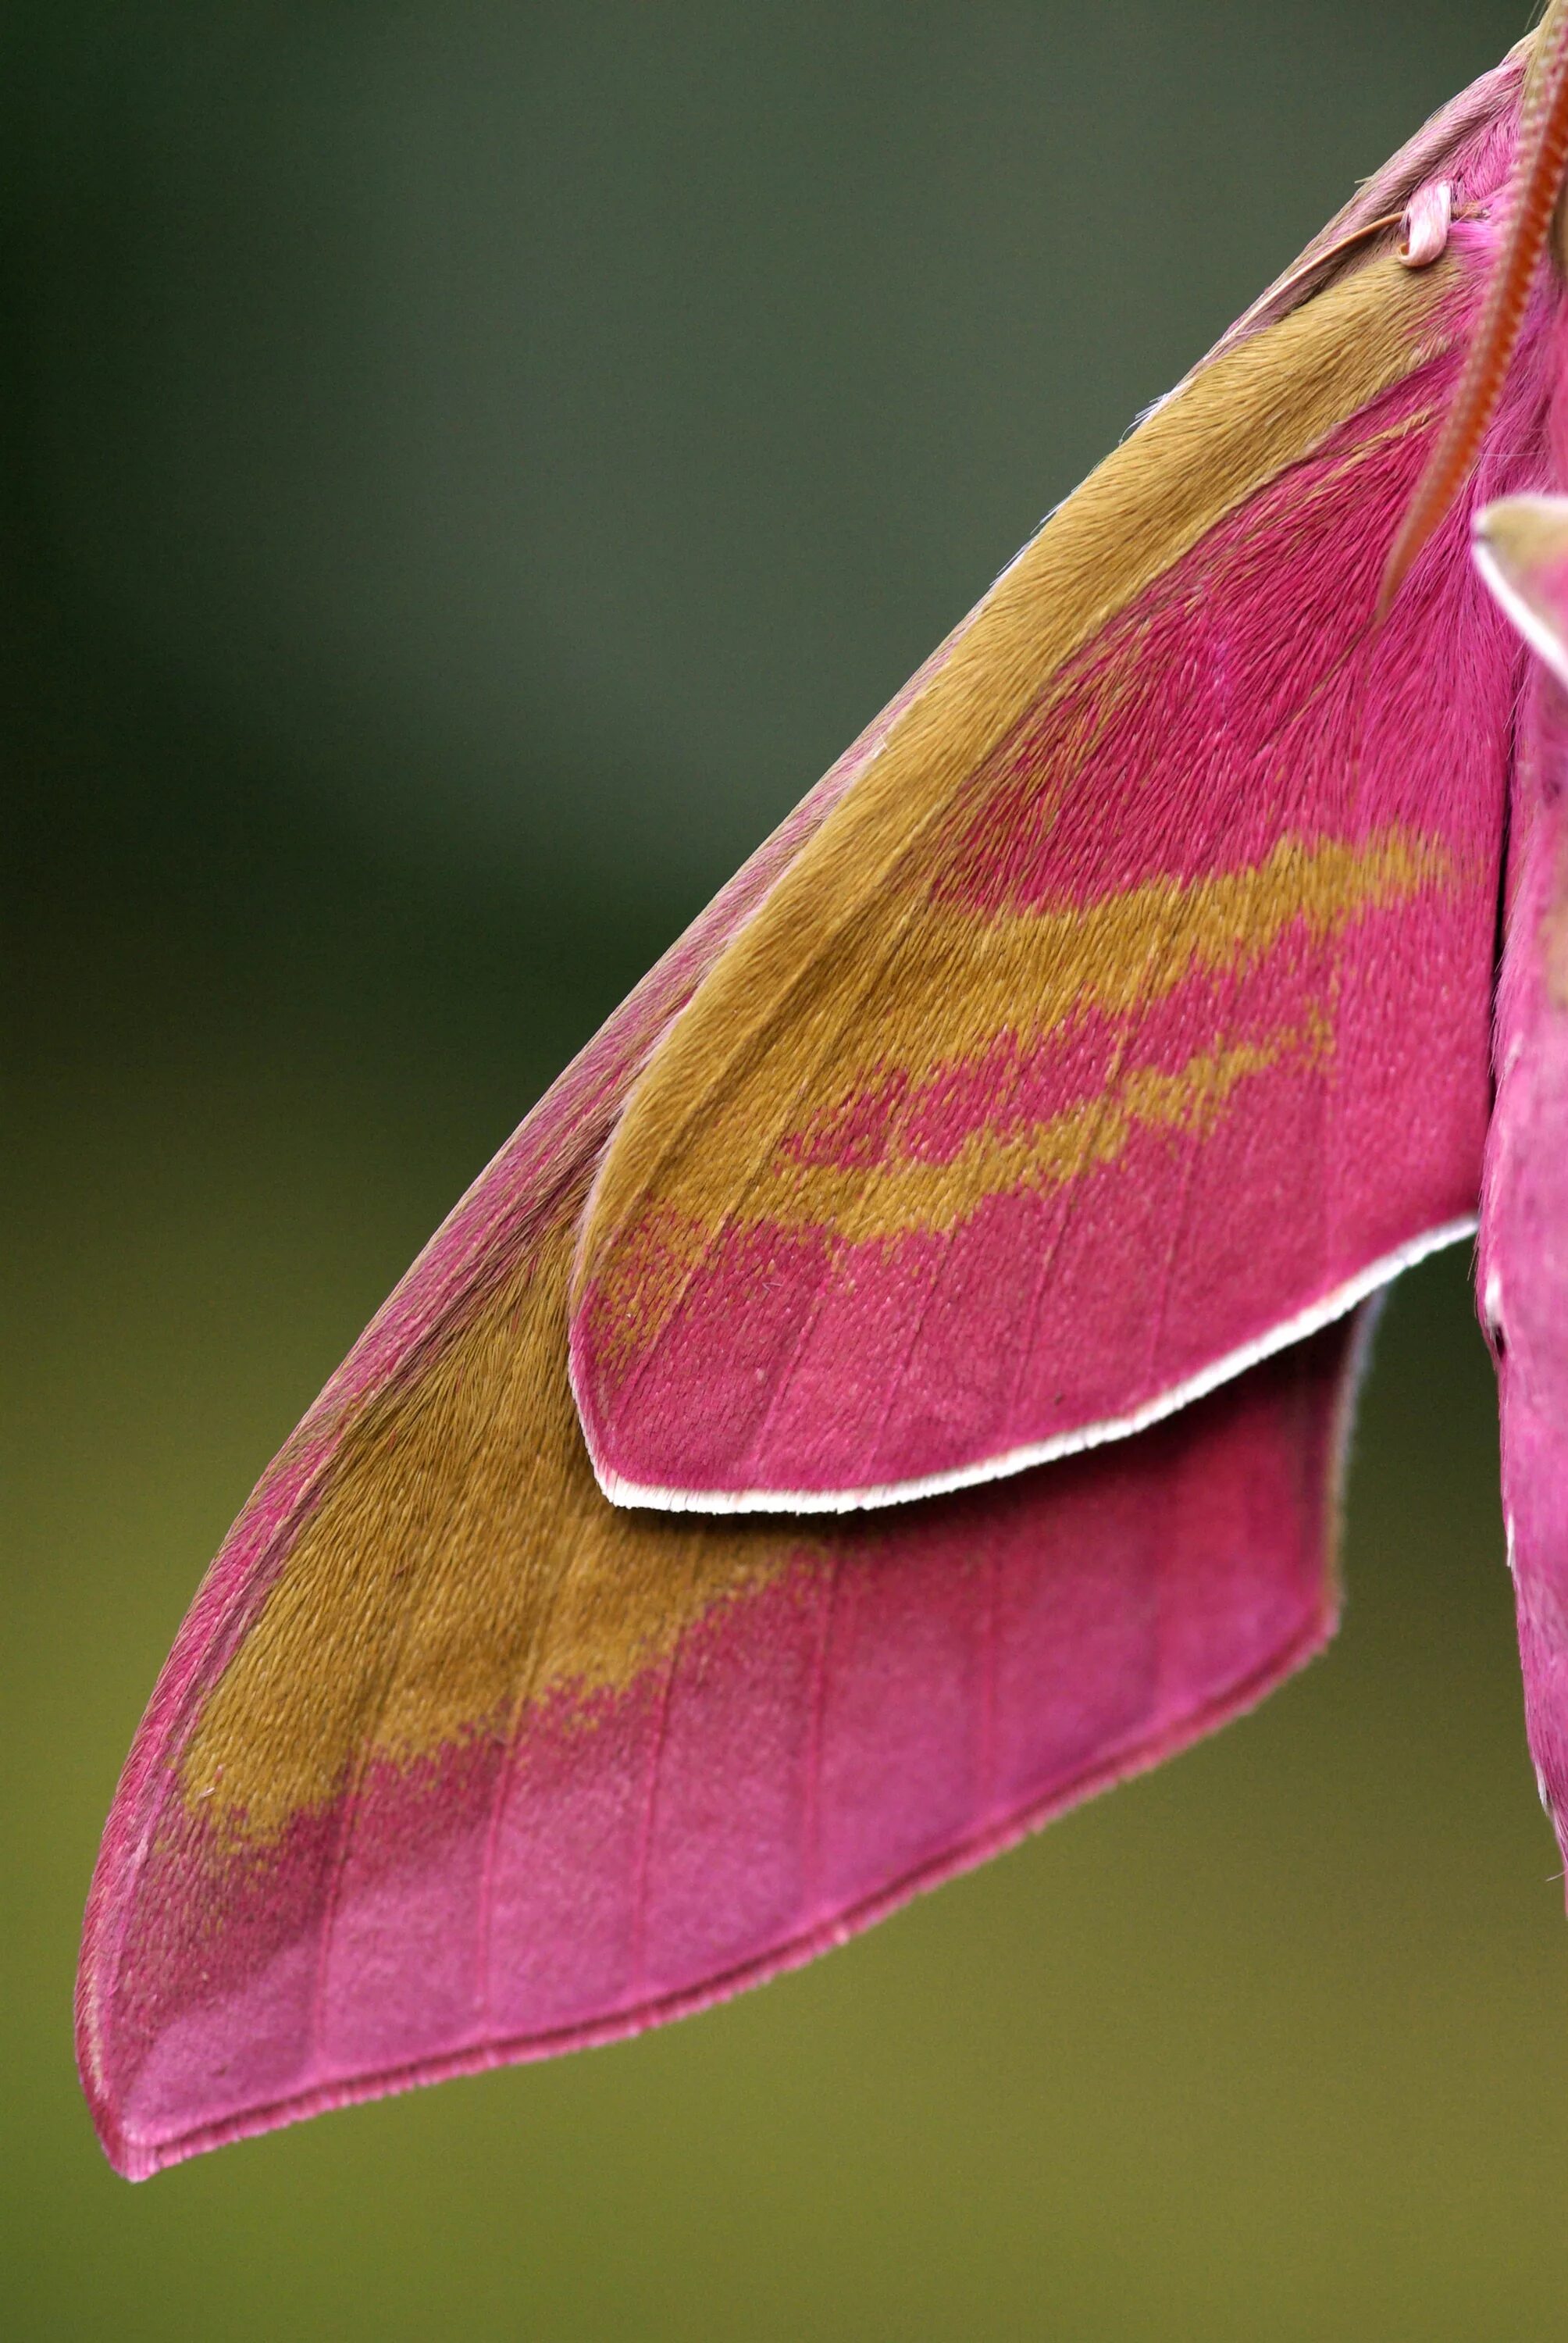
[[77, 16, 1568, 2177]]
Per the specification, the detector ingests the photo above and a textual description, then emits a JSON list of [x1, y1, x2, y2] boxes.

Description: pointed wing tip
[[83, 2088, 301, 2183], [77, 1980, 158, 2182], [103, 2131, 162, 2185], [78, 2070, 153, 2183]]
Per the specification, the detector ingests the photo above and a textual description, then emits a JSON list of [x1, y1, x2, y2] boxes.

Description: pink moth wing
[[78, 40, 1541, 2177], [78, 1099, 1364, 2178], [567, 87, 1544, 1514]]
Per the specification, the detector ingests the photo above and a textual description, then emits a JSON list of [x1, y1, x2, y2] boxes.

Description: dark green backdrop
[[9, 5, 1563, 2335]]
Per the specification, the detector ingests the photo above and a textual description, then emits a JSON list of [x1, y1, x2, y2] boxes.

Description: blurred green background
[[8, 3, 1563, 2335]]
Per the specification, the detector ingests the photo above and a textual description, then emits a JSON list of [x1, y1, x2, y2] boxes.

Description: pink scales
[[1475, 486, 1568, 1854]]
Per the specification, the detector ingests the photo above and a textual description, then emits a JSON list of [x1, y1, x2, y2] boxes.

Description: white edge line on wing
[[583, 1217, 1477, 1517]]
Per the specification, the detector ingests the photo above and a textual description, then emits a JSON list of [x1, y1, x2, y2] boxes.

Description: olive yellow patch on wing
[[715, 825, 1444, 1181], [754, 1012, 1334, 1246], [179, 1218, 821, 1843], [580, 826, 1452, 1355], [803, 829, 1452, 1099]]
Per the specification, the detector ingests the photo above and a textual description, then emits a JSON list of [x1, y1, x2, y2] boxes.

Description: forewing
[[78, 1082, 1366, 2175], [571, 216, 1541, 1511]]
